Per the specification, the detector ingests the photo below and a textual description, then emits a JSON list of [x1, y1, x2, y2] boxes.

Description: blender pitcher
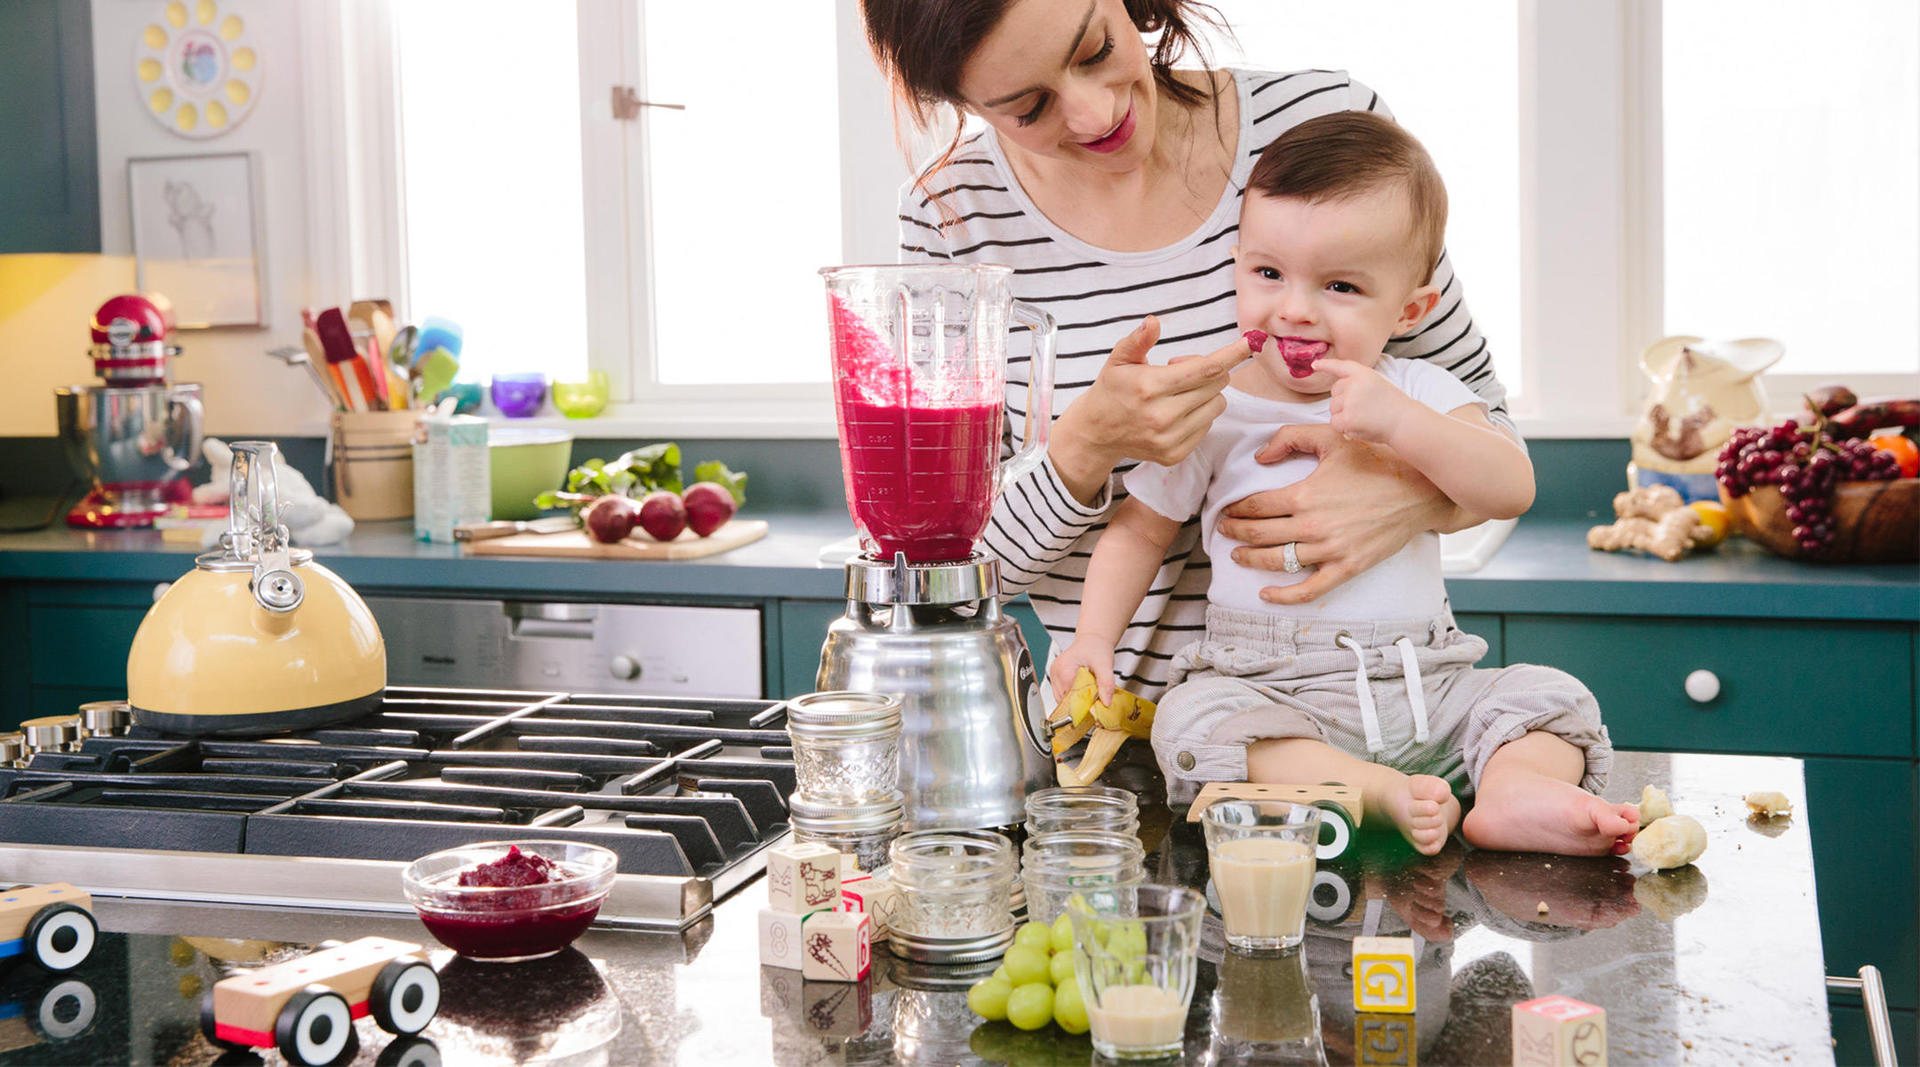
[[822, 265, 1056, 563]]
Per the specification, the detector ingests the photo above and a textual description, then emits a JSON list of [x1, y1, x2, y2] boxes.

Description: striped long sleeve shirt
[[896, 68, 1514, 701]]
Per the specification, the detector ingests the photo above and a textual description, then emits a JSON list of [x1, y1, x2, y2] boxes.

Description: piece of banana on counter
[[1049, 668, 1156, 786]]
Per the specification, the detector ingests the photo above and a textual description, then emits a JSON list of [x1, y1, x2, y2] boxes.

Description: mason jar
[[791, 789, 906, 875], [786, 691, 904, 805], [887, 830, 1016, 964], [1020, 829, 1147, 926], [1022, 785, 1140, 838]]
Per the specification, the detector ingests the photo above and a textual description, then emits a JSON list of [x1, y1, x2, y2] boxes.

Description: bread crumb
[[1745, 790, 1792, 817], [1537, 900, 1549, 915], [1683, 1040, 1694, 1049]]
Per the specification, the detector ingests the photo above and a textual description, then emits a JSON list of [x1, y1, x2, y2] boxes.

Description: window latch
[[612, 86, 685, 121]]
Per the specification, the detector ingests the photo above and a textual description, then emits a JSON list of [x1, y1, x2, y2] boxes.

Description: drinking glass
[[1200, 800, 1322, 952], [1068, 884, 1205, 1061], [490, 373, 548, 418], [1206, 947, 1326, 1064], [552, 370, 610, 418]]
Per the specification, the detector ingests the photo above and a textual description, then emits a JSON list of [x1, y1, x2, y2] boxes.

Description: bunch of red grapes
[[1716, 419, 1902, 554]]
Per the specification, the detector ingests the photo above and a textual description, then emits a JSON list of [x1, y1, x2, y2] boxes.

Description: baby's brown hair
[[1247, 111, 1448, 285]]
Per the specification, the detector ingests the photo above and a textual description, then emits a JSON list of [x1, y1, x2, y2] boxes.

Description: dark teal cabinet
[[0, 0, 100, 253]]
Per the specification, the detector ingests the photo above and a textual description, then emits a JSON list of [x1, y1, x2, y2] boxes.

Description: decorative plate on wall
[[134, 0, 263, 139]]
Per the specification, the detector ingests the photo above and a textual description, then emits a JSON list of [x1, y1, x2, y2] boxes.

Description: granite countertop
[[0, 512, 1914, 620], [4, 752, 1835, 1066]]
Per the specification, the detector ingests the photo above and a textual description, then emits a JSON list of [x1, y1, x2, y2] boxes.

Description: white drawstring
[[1394, 636, 1432, 744], [1337, 633, 1384, 755], [1338, 632, 1431, 754]]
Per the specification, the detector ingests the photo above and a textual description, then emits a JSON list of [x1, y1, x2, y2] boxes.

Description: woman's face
[[955, 0, 1158, 171]]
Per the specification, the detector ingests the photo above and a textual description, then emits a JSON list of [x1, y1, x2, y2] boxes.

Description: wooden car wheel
[[375, 1035, 443, 1067], [1307, 867, 1357, 924], [31, 978, 96, 1041], [370, 959, 440, 1035], [23, 903, 96, 972], [275, 987, 355, 1066], [1313, 802, 1355, 861]]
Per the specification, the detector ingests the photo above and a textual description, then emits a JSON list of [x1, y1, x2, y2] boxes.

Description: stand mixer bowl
[[55, 382, 205, 522]]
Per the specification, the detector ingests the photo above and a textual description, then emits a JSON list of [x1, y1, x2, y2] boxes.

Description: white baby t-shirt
[[1124, 358, 1488, 618]]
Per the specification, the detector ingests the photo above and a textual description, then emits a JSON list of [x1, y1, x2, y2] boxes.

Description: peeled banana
[[1050, 668, 1157, 786]]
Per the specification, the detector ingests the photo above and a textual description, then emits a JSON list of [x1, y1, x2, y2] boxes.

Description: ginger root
[[1588, 485, 1714, 562]]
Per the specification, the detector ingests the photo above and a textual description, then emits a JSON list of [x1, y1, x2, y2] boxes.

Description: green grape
[[1107, 921, 1148, 960], [992, 964, 1011, 983], [1049, 948, 1075, 987], [1013, 921, 1055, 955], [1005, 982, 1055, 1031], [1052, 978, 1090, 1034], [1050, 913, 1075, 954], [969, 1021, 1019, 1062], [1003, 945, 1051, 987], [968, 976, 1013, 1022], [1121, 959, 1151, 985]]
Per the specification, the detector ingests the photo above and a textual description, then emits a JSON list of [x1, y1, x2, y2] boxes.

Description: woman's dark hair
[[863, 0, 1224, 207]]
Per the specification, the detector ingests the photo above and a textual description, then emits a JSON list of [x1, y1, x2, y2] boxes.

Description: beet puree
[[416, 900, 601, 961], [458, 845, 556, 888], [837, 398, 1003, 562]]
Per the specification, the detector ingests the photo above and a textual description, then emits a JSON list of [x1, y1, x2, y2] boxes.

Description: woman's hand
[[1050, 317, 1252, 504], [1049, 639, 1116, 706], [1214, 425, 1469, 604]]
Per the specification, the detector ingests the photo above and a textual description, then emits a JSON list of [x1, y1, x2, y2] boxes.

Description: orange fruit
[[1688, 500, 1730, 547], [1869, 434, 1919, 479]]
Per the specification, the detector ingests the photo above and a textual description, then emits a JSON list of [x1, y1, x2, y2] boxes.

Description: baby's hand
[[1049, 641, 1115, 705], [1318, 358, 1418, 445]]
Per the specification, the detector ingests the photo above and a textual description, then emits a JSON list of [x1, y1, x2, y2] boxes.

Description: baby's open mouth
[[1278, 338, 1329, 378]]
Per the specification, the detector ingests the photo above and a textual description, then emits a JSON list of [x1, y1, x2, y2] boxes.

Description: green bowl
[[489, 428, 574, 520]]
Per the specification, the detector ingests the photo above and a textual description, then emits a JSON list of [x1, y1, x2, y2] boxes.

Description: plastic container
[[330, 409, 419, 520], [488, 427, 573, 521], [402, 840, 616, 961]]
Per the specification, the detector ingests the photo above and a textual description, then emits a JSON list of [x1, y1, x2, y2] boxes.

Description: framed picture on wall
[[127, 152, 265, 328]]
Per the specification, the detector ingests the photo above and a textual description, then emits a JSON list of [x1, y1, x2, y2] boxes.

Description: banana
[[1049, 668, 1158, 784]]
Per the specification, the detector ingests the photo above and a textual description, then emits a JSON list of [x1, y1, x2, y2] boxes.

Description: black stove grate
[[0, 686, 795, 879]]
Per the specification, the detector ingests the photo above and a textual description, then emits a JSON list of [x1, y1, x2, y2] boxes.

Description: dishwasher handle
[[1827, 964, 1897, 1067], [505, 601, 598, 640]]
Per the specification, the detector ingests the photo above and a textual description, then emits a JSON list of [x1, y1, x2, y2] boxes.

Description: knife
[[454, 517, 577, 541]]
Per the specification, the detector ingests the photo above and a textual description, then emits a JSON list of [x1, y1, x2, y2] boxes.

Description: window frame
[[311, 1, 1913, 442]]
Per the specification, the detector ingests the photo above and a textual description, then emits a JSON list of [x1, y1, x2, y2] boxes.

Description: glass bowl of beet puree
[[403, 840, 617, 961]]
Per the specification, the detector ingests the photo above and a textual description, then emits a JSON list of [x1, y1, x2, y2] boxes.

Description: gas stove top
[[0, 686, 796, 928]]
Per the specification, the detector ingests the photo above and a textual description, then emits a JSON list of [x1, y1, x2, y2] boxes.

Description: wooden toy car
[[1187, 781, 1364, 860], [0, 883, 97, 973], [199, 935, 440, 1066], [0, 976, 99, 1053]]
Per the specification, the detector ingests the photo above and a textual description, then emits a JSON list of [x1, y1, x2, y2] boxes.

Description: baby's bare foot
[[1381, 774, 1461, 856], [1463, 773, 1638, 856]]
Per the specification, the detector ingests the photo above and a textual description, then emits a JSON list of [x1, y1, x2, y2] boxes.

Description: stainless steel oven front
[[365, 596, 764, 698]]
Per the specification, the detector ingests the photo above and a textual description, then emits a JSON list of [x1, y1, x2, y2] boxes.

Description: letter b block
[[1352, 936, 1415, 1014], [1512, 995, 1606, 1066]]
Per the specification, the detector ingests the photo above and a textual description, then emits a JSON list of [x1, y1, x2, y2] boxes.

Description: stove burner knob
[[20, 715, 80, 754], [0, 732, 23, 766], [610, 654, 642, 681], [77, 700, 131, 738], [253, 568, 305, 613]]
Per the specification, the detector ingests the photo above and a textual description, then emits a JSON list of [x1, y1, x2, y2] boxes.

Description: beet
[[682, 482, 737, 537], [638, 490, 689, 541], [582, 495, 638, 543]]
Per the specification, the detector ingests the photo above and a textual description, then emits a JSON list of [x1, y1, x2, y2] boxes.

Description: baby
[[1050, 111, 1636, 856]]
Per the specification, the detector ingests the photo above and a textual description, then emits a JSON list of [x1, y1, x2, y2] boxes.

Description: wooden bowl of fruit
[[1721, 478, 1918, 563]]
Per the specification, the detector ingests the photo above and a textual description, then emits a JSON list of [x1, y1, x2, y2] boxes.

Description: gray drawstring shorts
[[1149, 606, 1612, 805]]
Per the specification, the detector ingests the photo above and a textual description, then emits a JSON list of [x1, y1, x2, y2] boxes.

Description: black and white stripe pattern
[[896, 69, 1513, 701]]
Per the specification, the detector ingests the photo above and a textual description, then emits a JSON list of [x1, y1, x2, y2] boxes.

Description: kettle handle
[[999, 300, 1057, 493], [228, 442, 305, 614]]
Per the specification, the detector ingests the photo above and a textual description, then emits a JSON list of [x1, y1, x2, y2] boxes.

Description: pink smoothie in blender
[[823, 267, 1055, 564]]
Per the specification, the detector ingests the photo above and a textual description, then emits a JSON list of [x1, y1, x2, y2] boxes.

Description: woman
[[862, 0, 1512, 704]]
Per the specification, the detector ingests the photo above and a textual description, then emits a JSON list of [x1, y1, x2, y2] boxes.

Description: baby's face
[[1231, 184, 1437, 400]]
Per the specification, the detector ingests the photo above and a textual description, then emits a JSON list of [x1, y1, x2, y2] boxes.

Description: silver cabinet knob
[[1685, 669, 1720, 704], [610, 654, 642, 681]]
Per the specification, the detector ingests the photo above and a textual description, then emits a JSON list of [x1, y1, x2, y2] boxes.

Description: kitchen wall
[[0, 1, 328, 440]]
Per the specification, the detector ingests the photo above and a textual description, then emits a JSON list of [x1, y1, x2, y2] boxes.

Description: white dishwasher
[[364, 596, 765, 698]]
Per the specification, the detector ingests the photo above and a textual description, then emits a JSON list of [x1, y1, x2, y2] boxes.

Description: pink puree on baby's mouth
[[831, 295, 1005, 563], [1279, 338, 1328, 378]]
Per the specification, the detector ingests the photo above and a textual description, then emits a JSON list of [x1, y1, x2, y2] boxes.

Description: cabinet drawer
[[1504, 615, 1913, 758], [28, 605, 145, 689]]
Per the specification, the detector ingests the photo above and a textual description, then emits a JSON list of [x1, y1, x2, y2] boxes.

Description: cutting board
[[463, 519, 769, 560]]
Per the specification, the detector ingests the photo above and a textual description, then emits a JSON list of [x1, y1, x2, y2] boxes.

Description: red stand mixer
[[54, 294, 205, 528], [816, 264, 1060, 832]]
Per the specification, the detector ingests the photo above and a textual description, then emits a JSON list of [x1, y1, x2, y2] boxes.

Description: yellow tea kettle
[[127, 441, 386, 735]]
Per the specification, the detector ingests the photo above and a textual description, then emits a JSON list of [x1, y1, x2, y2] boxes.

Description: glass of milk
[[1067, 884, 1205, 1060], [1200, 800, 1323, 952]]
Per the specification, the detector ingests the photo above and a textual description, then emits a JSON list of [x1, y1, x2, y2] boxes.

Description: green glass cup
[[552, 370, 610, 418]]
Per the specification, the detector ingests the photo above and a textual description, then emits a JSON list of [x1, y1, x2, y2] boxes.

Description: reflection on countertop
[[0, 751, 1831, 1066]]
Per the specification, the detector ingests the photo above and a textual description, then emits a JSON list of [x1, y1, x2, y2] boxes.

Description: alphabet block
[[800, 909, 871, 982], [802, 978, 874, 1036], [759, 907, 806, 970], [1352, 936, 1415, 1014], [837, 867, 895, 942], [1355, 1013, 1417, 1065], [768, 841, 842, 914], [760, 963, 803, 1018], [1512, 995, 1606, 1066]]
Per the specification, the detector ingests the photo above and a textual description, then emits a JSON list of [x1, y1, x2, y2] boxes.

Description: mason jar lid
[[789, 790, 907, 834], [785, 691, 903, 742]]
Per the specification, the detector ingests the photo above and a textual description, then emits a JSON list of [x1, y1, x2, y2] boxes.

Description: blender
[[815, 264, 1058, 831], [54, 293, 204, 527]]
